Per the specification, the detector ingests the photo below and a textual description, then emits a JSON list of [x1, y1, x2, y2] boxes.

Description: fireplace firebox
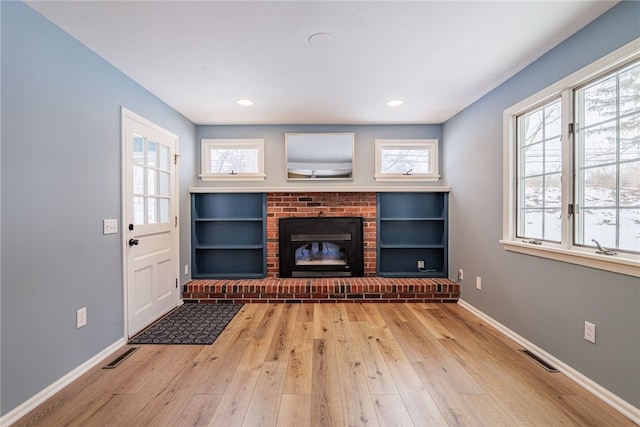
[[279, 217, 364, 277]]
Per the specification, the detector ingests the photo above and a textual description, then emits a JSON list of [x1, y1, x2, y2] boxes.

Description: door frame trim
[[121, 107, 180, 338]]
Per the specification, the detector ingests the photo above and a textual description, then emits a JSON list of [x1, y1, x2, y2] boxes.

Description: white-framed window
[[502, 39, 640, 277], [200, 138, 265, 181], [374, 139, 440, 181]]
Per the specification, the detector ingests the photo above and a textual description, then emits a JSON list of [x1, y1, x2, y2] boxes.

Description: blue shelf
[[191, 193, 266, 279], [377, 192, 448, 278]]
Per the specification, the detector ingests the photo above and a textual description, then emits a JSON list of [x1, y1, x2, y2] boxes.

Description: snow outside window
[[374, 139, 440, 182], [200, 139, 265, 181], [502, 40, 639, 277]]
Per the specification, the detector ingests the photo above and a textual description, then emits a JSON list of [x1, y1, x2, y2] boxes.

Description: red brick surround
[[267, 192, 377, 277], [183, 277, 459, 304]]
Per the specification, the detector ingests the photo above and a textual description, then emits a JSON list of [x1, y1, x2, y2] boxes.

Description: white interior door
[[122, 108, 180, 337]]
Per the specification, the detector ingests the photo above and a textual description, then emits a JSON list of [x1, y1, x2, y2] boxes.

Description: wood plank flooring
[[13, 303, 636, 426]]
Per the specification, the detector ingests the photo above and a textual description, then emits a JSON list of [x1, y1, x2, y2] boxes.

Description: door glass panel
[[159, 144, 170, 171], [133, 196, 145, 225], [133, 135, 145, 164], [147, 141, 158, 168], [147, 169, 158, 195], [159, 171, 170, 196], [147, 198, 158, 224], [133, 166, 144, 194], [160, 199, 170, 223]]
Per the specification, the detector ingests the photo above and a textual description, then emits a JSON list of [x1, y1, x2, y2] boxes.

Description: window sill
[[374, 175, 440, 182], [500, 240, 640, 278], [200, 174, 266, 182]]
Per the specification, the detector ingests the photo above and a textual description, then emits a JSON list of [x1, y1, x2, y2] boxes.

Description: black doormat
[[128, 303, 243, 345]]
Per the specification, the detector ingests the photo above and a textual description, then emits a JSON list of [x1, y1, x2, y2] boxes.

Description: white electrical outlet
[[103, 219, 118, 235], [77, 307, 87, 328], [458, 269, 464, 280], [476, 276, 482, 290], [417, 260, 425, 269], [584, 321, 596, 343], [184, 264, 189, 275]]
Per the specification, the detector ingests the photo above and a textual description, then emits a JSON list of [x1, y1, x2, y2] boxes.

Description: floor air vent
[[103, 347, 139, 369], [520, 349, 559, 372]]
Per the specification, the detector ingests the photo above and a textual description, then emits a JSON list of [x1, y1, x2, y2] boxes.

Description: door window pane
[[159, 172, 170, 196], [147, 198, 158, 224], [133, 197, 145, 225], [147, 169, 158, 195], [159, 144, 170, 171], [160, 199, 170, 223], [147, 141, 158, 168]]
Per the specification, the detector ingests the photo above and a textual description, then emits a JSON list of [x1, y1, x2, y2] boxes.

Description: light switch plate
[[103, 219, 118, 234]]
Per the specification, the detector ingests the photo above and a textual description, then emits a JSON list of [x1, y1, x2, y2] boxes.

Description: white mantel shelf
[[189, 186, 451, 193]]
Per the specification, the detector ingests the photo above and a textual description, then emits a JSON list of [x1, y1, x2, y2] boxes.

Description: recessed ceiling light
[[308, 33, 333, 47], [237, 99, 254, 106], [386, 100, 404, 107]]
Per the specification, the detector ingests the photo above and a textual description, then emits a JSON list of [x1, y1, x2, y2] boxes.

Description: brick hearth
[[183, 277, 459, 304]]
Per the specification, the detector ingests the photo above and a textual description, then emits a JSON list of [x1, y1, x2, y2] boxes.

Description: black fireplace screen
[[279, 217, 364, 277], [293, 234, 350, 266]]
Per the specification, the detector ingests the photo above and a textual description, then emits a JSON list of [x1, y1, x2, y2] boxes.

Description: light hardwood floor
[[14, 303, 636, 426]]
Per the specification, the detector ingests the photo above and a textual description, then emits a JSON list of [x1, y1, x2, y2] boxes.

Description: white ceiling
[[27, 1, 617, 125]]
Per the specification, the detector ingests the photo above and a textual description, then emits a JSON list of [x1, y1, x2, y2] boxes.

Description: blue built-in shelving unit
[[377, 192, 448, 278], [191, 193, 266, 278]]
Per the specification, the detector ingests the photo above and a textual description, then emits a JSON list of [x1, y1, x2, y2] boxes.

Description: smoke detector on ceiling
[[308, 33, 333, 47]]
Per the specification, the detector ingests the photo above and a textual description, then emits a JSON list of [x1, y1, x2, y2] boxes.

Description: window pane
[[620, 209, 640, 252], [147, 141, 158, 168], [381, 148, 429, 174], [210, 148, 258, 173], [582, 208, 617, 248], [620, 161, 640, 206], [575, 59, 640, 252], [544, 174, 562, 207], [517, 98, 562, 242], [543, 209, 562, 242], [545, 137, 562, 174], [523, 176, 543, 208], [522, 143, 543, 176], [583, 165, 617, 207], [133, 196, 145, 225], [620, 113, 640, 162], [582, 75, 617, 127], [582, 122, 617, 167], [521, 109, 544, 145], [522, 209, 543, 238], [619, 63, 640, 116]]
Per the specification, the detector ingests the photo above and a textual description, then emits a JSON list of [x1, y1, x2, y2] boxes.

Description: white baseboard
[[0, 338, 126, 427], [457, 299, 640, 425]]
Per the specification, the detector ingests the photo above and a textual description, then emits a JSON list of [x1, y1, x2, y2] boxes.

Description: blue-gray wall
[[443, 1, 640, 408], [2, 0, 639, 419], [0, 2, 195, 416], [195, 124, 443, 190]]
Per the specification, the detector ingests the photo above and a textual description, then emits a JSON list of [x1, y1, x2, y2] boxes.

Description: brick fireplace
[[267, 192, 377, 277], [183, 190, 460, 304]]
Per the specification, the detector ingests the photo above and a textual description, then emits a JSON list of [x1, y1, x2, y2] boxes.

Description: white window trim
[[502, 38, 640, 278], [200, 138, 266, 182], [374, 139, 440, 182]]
